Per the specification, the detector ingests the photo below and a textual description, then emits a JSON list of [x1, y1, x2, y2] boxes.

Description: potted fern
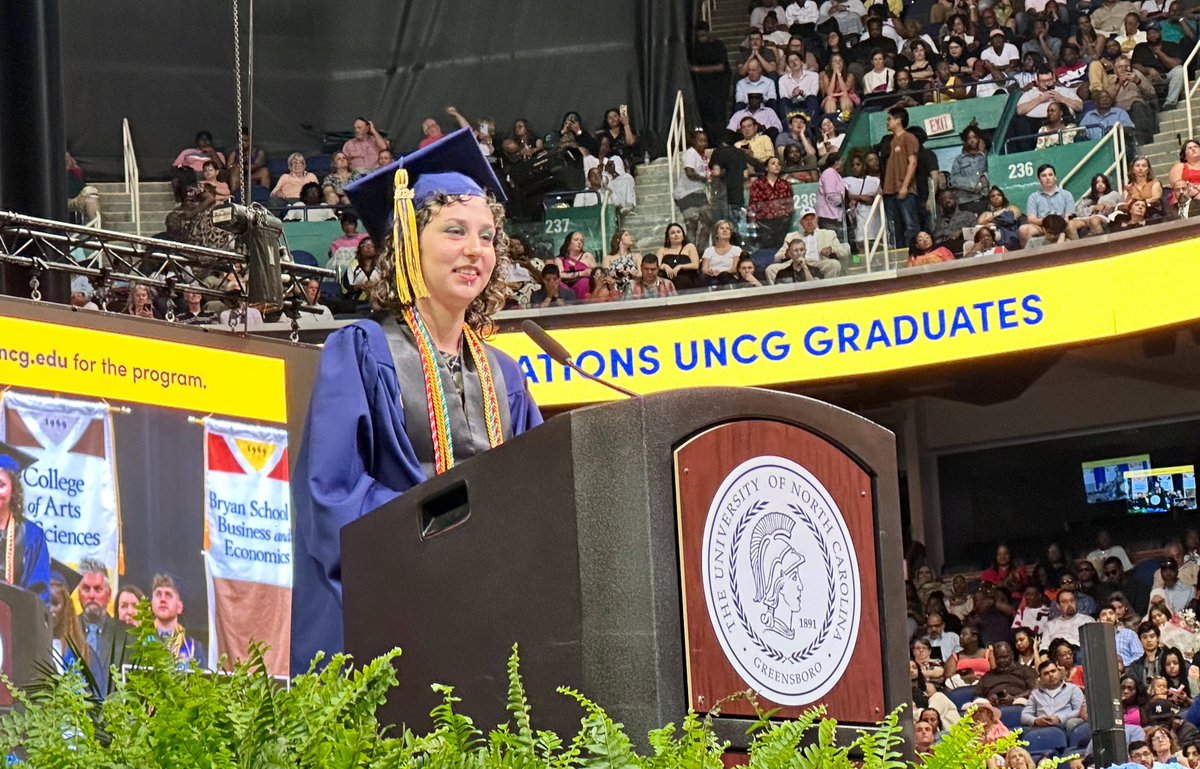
[[0, 619, 1074, 769]]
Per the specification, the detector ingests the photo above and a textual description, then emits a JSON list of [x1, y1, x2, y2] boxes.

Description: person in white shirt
[[218, 305, 265, 331], [69, 276, 100, 311], [862, 50, 896, 94], [1156, 558, 1193, 614], [750, 0, 788, 30], [1013, 584, 1052, 642], [735, 58, 781, 108], [1015, 67, 1084, 150], [283, 182, 338, 222], [1153, 542, 1198, 589], [1088, 530, 1135, 571], [287, 278, 335, 327], [674, 130, 713, 246], [1116, 11, 1147, 52], [785, 0, 819, 25], [881, 16, 906, 48], [980, 28, 1021, 80], [818, 0, 868, 37], [1043, 589, 1093, 648], [777, 52, 822, 118], [761, 13, 793, 46], [841, 152, 881, 250]]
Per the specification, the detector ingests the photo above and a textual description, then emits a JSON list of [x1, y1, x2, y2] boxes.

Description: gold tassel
[[392, 168, 429, 304]]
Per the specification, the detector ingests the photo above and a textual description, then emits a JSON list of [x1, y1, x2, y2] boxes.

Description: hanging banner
[[0, 391, 121, 582], [202, 418, 291, 676]]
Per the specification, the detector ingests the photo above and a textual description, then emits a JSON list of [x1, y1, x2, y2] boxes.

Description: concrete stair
[[90, 181, 175, 238], [623, 159, 679, 252], [707, 0, 752, 75], [1136, 93, 1200, 177]]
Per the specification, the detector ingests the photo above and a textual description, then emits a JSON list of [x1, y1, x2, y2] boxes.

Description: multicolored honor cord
[[401, 306, 503, 474], [3, 515, 14, 585]]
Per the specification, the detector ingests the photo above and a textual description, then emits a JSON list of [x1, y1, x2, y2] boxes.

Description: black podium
[[0, 582, 50, 711], [341, 388, 909, 746]]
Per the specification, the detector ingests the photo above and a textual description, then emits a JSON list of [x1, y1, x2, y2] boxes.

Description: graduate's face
[[419, 196, 498, 310], [0, 469, 11, 513], [152, 586, 183, 623]]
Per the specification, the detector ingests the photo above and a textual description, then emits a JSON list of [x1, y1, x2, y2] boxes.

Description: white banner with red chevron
[[0, 390, 120, 583]]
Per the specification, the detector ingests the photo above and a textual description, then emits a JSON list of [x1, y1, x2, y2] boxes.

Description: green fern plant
[[856, 706, 906, 769], [0, 632, 1055, 769]]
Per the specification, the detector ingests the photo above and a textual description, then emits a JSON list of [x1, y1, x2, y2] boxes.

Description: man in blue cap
[[289, 128, 542, 675]]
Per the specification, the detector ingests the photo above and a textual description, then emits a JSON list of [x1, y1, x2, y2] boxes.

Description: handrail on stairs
[[863, 191, 890, 272], [665, 90, 688, 224], [1183, 34, 1200, 138], [1060, 123, 1129, 193], [122, 119, 141, 237]]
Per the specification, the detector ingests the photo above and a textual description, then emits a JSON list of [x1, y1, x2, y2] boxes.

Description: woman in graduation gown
[[0, 441, 52, 605], [290, 128, 542, 674]]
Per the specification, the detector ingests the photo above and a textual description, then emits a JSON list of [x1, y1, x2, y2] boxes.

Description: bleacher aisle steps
[[91, 181, 174, 238], [1137, 94, 1200, 182], [625, 159, 679, 253]]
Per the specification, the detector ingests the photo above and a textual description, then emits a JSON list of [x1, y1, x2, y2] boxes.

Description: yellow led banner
[[0, 315, 287, 423], [491, 241, 1199, 407]]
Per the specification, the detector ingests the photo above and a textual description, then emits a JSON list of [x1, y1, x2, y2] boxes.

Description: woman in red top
[[1169, 139, 1200, 190], [748, 156, 794, 250], [980, 544, 1029, 602]]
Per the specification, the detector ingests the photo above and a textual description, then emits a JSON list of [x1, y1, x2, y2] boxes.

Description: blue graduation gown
[[289, 319, 542, 675], [2, 518, 51, 606]]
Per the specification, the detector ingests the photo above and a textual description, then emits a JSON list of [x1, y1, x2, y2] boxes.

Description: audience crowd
[[49, 559, 204, 688], [909, 528, 1200, 767], [65, 0, 1200, 319], [678, 0, 1200, 285]]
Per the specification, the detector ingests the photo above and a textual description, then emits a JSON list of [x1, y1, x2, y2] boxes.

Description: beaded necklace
[[3, 515, 13, 585], [401, 306, 503, 474]]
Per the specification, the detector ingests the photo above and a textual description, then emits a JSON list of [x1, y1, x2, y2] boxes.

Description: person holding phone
[[343, 116, 390, 173], [446, 106, 495, 157], [596, 106, 640, 166]]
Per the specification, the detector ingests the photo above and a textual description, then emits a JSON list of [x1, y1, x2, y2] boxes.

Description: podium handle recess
[[419, 481, 471, 539]]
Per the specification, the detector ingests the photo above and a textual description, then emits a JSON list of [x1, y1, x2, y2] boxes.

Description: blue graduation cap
[[0, 439, 36, 475], [344, 128, 505, 305]]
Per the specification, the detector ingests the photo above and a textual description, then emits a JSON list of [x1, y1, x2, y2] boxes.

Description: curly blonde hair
[[370, 193, 510, 338]]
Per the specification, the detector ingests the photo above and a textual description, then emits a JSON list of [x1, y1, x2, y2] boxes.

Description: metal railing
[[862, 192, 890, 271], [1002, 126, 1088, 154], [1060, 123, 1129, 193], [0, 210, 332, 312], [121, 118, 141, 237], [665, 90, 688, 224], [1184, 32, 1200, 137], [699, 0, 715, 23]]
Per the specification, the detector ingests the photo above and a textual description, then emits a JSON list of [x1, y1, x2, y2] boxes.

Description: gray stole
[[376, 315, 511, 478]]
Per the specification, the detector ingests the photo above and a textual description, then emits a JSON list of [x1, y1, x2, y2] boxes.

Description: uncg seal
[[701, 456, 861, 705]]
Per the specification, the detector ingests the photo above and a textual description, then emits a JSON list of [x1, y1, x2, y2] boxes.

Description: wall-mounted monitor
[[1124, 466, 1197, 515], [1081, 455, 1152, 504]]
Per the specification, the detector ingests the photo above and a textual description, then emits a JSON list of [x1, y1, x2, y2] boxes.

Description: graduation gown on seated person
[[289, 315, 542, 675]]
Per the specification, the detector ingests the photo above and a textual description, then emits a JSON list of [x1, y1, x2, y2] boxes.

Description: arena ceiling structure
[[60, 0, 696, 177]]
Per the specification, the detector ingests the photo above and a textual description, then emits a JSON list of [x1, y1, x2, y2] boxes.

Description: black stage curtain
[[60, 1, 695, 178]]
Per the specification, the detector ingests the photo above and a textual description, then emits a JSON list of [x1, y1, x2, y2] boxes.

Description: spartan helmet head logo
[[749, 511, 807, 640]]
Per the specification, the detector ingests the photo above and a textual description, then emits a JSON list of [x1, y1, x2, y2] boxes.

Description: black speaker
[[1080, 622, 1128, 766]]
